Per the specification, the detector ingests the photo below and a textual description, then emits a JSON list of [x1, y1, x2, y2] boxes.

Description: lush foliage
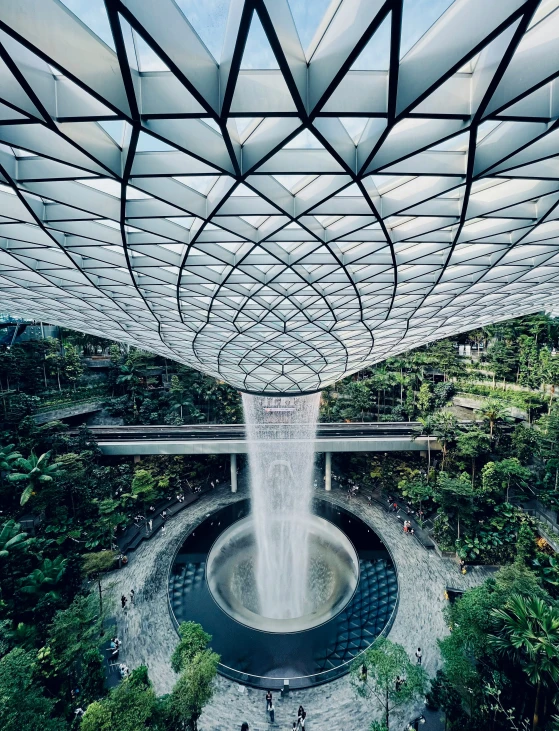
[[1, 315, 558, 728], [351, 638, 428, 730]]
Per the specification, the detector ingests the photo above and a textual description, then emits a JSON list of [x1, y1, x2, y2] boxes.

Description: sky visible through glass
[[59, 0, 456, 68]]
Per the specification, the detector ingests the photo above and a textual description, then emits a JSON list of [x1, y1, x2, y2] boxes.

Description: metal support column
[[325, 451, 332, 491], [230, 453, 237, 493]]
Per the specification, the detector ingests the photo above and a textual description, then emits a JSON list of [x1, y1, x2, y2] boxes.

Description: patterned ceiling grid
[[0, 0, 558, 392]]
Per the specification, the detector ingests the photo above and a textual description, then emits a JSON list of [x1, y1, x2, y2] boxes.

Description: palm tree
[[477, 397, 509, 438], [9, 451, 61, 506], [171, 391, 193, 421], [0, 443, 21, 474], [117, 362, 142, 413], [20, 556, 67, 601], [433, 412, 458, 471], [393, 371, 409, 406], [413, 415, 436, 475], [490, 594, 559, 730]]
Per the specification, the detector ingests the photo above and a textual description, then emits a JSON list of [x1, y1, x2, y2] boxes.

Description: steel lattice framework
[[0, 1, 559, 393]]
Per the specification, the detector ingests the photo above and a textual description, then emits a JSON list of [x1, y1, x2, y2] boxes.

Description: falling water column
[[242, 393, 320, 620]]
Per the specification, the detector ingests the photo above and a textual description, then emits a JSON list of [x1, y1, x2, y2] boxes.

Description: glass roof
[[0, 0, 558, 394]]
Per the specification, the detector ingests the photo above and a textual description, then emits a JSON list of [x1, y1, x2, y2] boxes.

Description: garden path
[[102, 483, 491, 731]]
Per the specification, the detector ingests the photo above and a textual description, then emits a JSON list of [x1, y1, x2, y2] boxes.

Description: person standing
[[130, 589, 135, 604], [121, 594, 127, 610], [148, 518, 153, 533], [265, 690, 272, 712], [241, 724, 249, 731], [269, 701, 275, 724], [161, 523, 166, 536], [415, 647, 422, 665]]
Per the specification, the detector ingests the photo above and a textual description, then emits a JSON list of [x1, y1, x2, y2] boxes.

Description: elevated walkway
[[82, 422, 441, 457]]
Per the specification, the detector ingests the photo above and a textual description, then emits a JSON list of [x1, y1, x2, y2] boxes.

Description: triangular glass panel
[[339, 118, 370, 144], [136, 131, 176, 152], [173, 176, 219, 195], [99, 121, 125, 146], [350, 14, 391, 70], [240, 13, 279, 69], [132, 29, 169, 72], [287, 0, 333, 57], [400, 0, 455, 59], [170, 2, 231, 62], [60, 0, 116, 50], [284, 130, 325, 149]]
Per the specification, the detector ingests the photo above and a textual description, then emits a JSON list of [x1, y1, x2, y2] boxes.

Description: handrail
[[166, 493, 400, 689]]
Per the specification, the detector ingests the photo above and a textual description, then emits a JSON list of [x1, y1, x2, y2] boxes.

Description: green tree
[[80, 665, 160, 731], [433, 412, 458, 471], [429, 339, 461, 381], [44, 593, 103, 677], [117, 361, 143, 415], [413, 415, 436, 474], [20, 555, 67, 601], [351, 638, 428, 730], [538, 347, 559, 411], [62, 343, 84, 388], [9, 450, 61, 506], [476, 397, 510, 438], [345, 379, 373, 420], [439, 564, 551, 727], [170, 375, 195, 422], [82, 550, 117, 614], [490, 594, 559, 730], [488, 339, 518, 387], [425, 670, 464, 730], [44, 338, 64, 391], [399, 474, 433, 526], [131, 468, 157, 513], [171, 621, 212, 674], [434, 473, 474, 540], [480, 458, 531, 503], [0, 648, 65, 731], [168, 622, 219, 731], [168, 650, 220, 731], [456, 427, 491, 486], [417, 382, 433, 415]]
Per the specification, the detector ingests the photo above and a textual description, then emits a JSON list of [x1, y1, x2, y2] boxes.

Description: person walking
[[161, 522, 166, 536], [241, 723, 249, 731], [130, 589, 135, 604], [148, 518, 153, 533], [265, 690, 272, 712], [269, 701, 275, 723], [415, 647, 422, 665], [121, 594, 127, 610]]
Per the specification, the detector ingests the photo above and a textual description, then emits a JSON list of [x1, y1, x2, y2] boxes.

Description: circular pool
[[206, 514, 359, 633], [168, 499, 398, 689]]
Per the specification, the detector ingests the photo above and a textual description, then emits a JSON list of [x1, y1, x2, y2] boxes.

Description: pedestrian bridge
[[83, 422, 441, 457], [81, 423, 441, 493]]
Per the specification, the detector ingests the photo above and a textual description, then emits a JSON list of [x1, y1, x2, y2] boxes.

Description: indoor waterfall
[[242, 392, 321, 620]]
